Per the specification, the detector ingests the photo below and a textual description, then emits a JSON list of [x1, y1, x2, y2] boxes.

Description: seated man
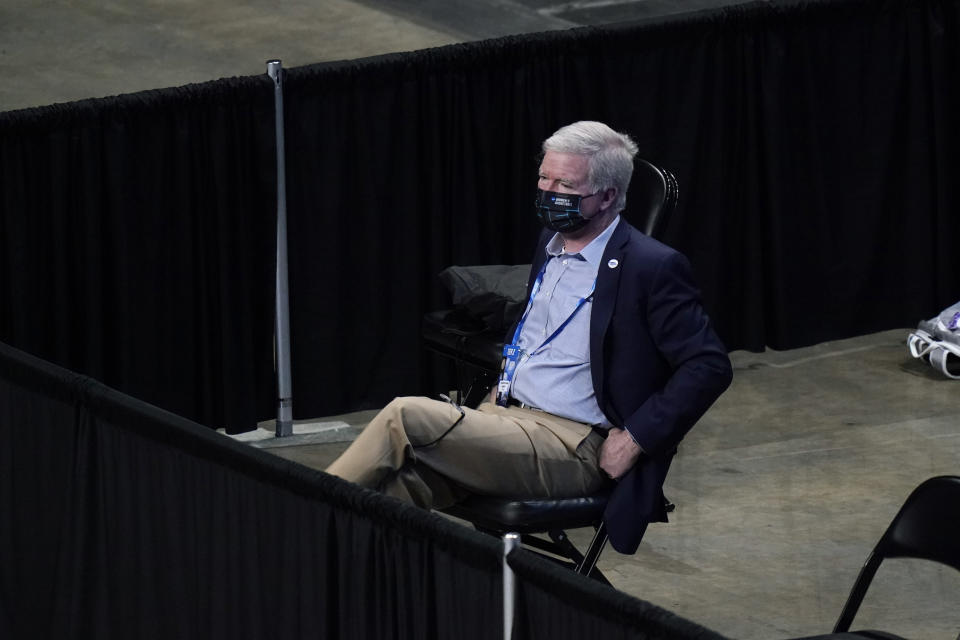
[[327, 120, 732, 553]]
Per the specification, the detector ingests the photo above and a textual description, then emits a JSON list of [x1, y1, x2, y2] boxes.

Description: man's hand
[[598, 428, 642, 480]]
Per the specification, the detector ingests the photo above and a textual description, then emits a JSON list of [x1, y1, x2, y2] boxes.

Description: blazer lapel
[[590, 221, 631, 415]]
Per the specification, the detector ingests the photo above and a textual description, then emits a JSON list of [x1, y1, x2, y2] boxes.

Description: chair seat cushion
[[444, 491, 611, 534]]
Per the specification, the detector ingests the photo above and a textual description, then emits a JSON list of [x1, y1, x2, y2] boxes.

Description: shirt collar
[[545, 215, 621, 266]]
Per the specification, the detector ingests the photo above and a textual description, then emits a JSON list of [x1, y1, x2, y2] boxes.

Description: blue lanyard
[[510, 257, 596, 354]]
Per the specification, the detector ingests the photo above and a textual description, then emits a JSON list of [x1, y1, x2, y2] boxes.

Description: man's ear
[[599, 187, 618, 211]]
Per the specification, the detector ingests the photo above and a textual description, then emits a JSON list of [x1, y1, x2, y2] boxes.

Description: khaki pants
[[326, 396, 607, 509]]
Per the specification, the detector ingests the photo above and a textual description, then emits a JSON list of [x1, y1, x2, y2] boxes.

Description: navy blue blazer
[[526, 220, 732, 553]]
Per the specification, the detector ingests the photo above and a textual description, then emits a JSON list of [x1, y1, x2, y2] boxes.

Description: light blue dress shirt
[[509, 216, 621, 426]]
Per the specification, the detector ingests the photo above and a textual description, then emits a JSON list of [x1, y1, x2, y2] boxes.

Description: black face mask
[[535, 189, 599, 232]]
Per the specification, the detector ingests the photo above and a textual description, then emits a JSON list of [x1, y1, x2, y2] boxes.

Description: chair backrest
[[833, 475, 960, 633], [630, 159, 679, 239], [877, 475, 960, 569]]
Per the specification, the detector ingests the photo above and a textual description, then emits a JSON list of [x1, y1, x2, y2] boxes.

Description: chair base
[[507, 526, 611, 585], [442, 492, 613, 584]]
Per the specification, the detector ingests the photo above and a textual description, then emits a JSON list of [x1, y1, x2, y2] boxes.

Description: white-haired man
[[327, 121, 731, 553]]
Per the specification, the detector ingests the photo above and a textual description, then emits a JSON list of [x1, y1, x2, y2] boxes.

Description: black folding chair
[[790, 475, 960, 639]]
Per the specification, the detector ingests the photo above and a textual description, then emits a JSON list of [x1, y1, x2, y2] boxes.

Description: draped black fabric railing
[[0, 340, 733, 639], [0, 340, 504, 639], [2, 0, 959, 426]]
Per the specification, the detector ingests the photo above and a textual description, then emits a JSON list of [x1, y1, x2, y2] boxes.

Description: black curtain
[[0, 79, 277, 433], [0, 341, 503, 639], [284, 0, 960, 418], [2, 0, 958, 424]]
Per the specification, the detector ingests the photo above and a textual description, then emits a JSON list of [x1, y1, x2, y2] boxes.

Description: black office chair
[[424, 159, 679, 582], [791, 475, 960, 639]]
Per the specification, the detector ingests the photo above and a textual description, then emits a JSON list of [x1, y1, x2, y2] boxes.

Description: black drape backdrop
[[284, 0, 960, 418], [0, 79, 277, 433], [2, 0, 959, 425]]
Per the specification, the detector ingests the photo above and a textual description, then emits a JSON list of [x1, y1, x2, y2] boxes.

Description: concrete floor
[[4, 2, 959, 639], [269, 329, 960, 640]]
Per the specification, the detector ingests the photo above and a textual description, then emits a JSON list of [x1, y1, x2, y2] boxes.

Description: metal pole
[[502, 533, 520, 640], [267, 59, 293, 438]]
